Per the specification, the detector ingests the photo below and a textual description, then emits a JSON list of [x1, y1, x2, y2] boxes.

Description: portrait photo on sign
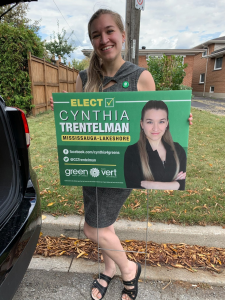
[[124, 100, 187, 190]]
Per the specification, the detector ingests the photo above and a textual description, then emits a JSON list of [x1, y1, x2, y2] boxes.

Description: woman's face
[[141, 109, 168, 143], [90, 14, 125, 62]]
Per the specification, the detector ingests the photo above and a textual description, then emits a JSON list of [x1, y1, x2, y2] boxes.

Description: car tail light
[[17, 108, 30, 148]]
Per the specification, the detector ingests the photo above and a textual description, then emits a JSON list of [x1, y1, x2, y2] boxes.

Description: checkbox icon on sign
[[105, 98, 114, 107]]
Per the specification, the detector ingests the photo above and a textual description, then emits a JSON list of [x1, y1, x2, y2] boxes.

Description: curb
[[38, 215, 225, 287], [41, 214, 225, 248], [30, 255, 225, 286]]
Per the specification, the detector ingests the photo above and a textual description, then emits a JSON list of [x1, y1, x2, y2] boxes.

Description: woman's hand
[[50, 90, 68, 111], [188, 113, 193, 125], [50, 96, 54, 111], [174, 171, 186, 180], [141, 181, 153, 189], [141, 180, 180, 190]]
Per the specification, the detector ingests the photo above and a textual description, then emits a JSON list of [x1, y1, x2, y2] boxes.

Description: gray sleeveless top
[[79, 61, 146, 92]]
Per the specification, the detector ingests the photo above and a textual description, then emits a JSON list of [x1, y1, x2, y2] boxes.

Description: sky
[[26, 0, 225, 62]]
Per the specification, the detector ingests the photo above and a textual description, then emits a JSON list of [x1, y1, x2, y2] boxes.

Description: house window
[[210, 86, 214, 93], [202, 50, 207, 57], [148, 55, 163, 58], [214, 57, 223, 70], [199, 73, 205, 83]]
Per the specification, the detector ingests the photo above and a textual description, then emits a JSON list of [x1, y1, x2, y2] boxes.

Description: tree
[[0, 2, 40, 32], [0, 23, 45, 113], [147, 55, 188, 90], [71, 57, 90, 71], [45, 21, 76, 64]]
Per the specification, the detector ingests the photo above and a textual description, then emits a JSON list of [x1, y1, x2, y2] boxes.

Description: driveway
[[192, 96, 225, 115]]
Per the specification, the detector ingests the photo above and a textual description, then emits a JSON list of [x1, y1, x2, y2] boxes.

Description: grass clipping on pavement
[[28, 108, 225, 226]]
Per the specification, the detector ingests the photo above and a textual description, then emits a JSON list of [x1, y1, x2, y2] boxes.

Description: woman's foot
[[91, 267, 116, 300], [121, 262, 141, 300]]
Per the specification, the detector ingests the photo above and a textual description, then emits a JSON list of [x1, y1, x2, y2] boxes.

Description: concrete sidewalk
[[36, 214, 225, 287], [29, 255, 225, 287], [16, 264, 225, 300]]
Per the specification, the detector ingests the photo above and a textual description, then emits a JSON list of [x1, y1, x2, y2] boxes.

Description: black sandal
[[121, 262, 141, 300], [91, 273, 114, 300]]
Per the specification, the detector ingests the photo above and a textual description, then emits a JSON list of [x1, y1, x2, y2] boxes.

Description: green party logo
[[90, 168, 100, 178], [122, 81, 129, 88]]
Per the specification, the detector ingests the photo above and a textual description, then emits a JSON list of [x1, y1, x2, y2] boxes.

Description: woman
[[50, 8, 192, 300], [124, 100, 186, 190], [78, 9, 155, 300]]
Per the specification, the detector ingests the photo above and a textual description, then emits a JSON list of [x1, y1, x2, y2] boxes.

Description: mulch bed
[[35, 236, 225, 273]]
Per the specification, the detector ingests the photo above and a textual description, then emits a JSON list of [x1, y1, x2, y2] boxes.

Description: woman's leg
[[84, 221, 138, 300], [100, 225, 117, 275], [87, 224, 117, 299]]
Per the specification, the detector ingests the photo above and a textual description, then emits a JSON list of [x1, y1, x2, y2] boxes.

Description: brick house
[[82, 48, 203, 88], [191, 37, 225, 98], [137, 48, 204, 87]]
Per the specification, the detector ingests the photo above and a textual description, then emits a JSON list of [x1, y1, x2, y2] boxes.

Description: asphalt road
[[191, 97, 225, 115], [13, 269, 225, 300]]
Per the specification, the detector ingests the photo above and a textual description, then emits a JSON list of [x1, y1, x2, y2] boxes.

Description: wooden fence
[[28, 52, 79, 116]]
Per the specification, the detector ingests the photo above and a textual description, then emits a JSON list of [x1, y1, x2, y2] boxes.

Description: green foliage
[[71, 57, 90, 71], [45, 21, 76, 64], [0, 23, 45, 113], [0, 3, 40, 32], [179, 84, 192, 90], [147, 55, 188, 90]]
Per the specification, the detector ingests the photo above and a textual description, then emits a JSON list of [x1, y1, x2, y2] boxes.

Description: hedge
[[0, 23, 45, 114]]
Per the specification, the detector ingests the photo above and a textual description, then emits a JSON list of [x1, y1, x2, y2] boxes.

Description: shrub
[[147, 54, 188, 91], [71, 57, 90, 71], [0, 23, 45, 114], [179, 84, 192, 90]]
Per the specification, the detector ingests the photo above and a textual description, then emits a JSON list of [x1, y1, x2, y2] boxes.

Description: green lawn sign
[[53, 90, 191, 189]]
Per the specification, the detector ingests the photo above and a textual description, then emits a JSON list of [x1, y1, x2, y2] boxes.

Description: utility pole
[[125, 0, 142, 65]]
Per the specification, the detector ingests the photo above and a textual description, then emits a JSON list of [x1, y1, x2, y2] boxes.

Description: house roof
[[192, 36, 225, 49], [82, 48, 205, 57], [206, 46, 225, 58], [211, 36, 225, 41], [135, 49, 205, 56], [82, 37, 225, 58]]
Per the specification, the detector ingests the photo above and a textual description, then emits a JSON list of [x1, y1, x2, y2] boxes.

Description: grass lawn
[[28, 108, 225, 226]]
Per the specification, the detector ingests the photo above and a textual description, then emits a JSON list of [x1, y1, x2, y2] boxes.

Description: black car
[[0, 2, 41, 299], [0, 97, 41, 299]]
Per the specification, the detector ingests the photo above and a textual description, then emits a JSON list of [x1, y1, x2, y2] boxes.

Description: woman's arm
[[137, 70, 156, 92], [141, 180, 180, 190], [141, 143, 187, 190], [75, 74, 83, 92], [175, 145, 187, 190], [124, 145, 143, 188]]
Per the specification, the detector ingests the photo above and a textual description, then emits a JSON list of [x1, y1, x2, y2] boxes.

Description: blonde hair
[[137, 101, 180, 181], [84, 9, 125, 92]]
